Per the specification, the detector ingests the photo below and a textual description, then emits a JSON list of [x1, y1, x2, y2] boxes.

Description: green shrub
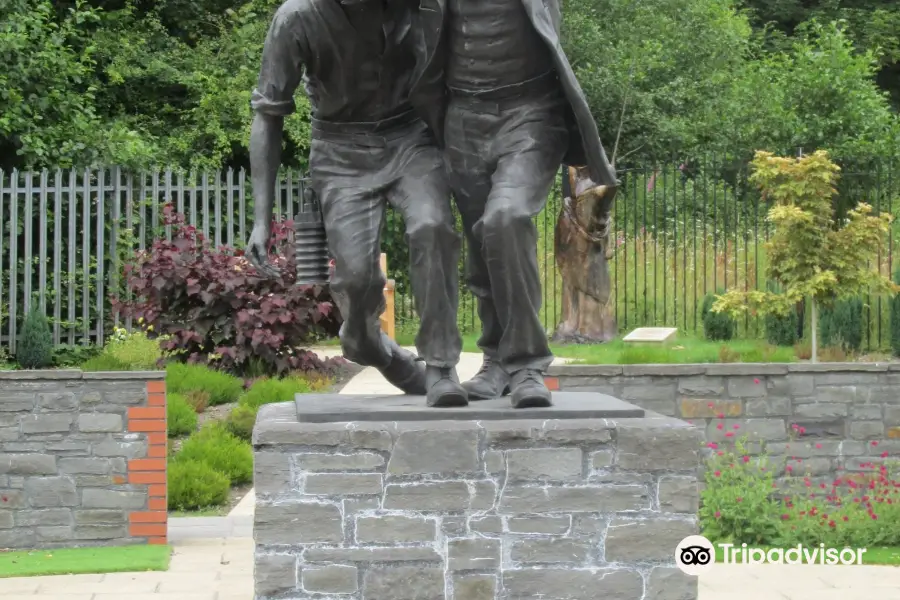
[[16, 304, 53, 369], [52, 344, 102, 367], [166, 362, 243, 406], [79, 353, 131, 371], [764, 309, 799, 346], [167, 393, 198, 438], [106, 326, 164, 370], [175, 423, 253, 485], [891, 268, 900, 357], [226, 404, 258, 441], [239, 376, 313, 411], [167, 460, 230, 511], [701, 293, 735, 342], [819, 297, 863, 352]]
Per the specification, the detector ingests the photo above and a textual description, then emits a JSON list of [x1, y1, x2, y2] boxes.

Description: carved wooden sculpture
[[554, 165, 617, 343]]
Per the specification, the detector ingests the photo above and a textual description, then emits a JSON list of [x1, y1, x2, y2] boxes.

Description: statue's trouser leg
[[308, 124, 395, 370], [444, 88, 569, 373], [383, 125, 462, 368], [309, 116, 460, 369]]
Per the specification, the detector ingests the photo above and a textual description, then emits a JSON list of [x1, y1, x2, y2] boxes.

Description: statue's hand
[[246, 224, 281, 279]]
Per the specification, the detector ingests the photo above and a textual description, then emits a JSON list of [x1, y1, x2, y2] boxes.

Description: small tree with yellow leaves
[[712, 150, 897, 362]]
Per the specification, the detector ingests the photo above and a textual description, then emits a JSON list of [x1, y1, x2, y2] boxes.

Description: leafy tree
[[713, 150, 896, 362], [711, 21, 899, 164], [740, 0, 900, 109]]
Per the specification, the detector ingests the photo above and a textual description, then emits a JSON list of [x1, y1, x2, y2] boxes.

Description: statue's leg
[[443, 98, 510, 399], [386, 125, 461, 367], [316, 180, 392, 369], [310, 134, 426, 394], [386, 122, 467, 406], [480, 89, 569, 407]]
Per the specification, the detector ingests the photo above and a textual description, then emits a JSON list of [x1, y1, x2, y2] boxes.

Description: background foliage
[[2, 0, 897, 172]]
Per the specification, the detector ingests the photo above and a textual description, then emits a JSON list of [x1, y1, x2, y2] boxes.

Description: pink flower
[[714, 471, 721, 477], [872, 441, 879, 447], [733, 424, 740, 430], [753, 378, 760, 384], [742, 456, 750, 463], [716, 423, 724, 430], [725, 432, 734, 438], [714, 511, 721, 518], [816, 443, 822, 449], [707, 442, 719, 449]]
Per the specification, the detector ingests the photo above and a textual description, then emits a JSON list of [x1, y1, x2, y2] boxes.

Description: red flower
[[716, 412, 725, 419], [715, 511, 721, 518], [725, 432, 734, 438], [708, 403, 715, 409], [717, 423, 724, 430], [816, 443, 822, 449], [714, 471, 721, 477], [828, 520, 836, 528], [871, 441, 879, 447], [842, 516, 849, 522], [736, 497, 743, 503], [881, 451, 889, 458], [781, 514, 790, 520], [753, 378, 760, 384], [707, 442, 719, 449], [733, 424, 740, 430], [742, 456, 750, 463]]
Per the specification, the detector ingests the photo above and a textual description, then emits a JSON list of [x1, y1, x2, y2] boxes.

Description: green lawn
[[388, 331, 798, 365], [549, 337, 797, 364], [0, 545, 172, 578], [714, 544, 900, 566]]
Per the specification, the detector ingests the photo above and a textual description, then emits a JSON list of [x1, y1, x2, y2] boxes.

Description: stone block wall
[[0, 370, 168, 549], [545, 363, 900, 481], [253, 402, 703, 600]]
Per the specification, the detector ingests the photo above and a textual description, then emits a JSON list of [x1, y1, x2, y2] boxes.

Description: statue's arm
[[249, 7, 309, 229]]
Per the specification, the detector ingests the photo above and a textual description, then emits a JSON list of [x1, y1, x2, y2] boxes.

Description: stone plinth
[[252, 393, 702, 600]]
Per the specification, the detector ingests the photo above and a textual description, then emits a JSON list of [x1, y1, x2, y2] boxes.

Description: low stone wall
[[253, 401, 702, 600], [545, 363, 900, 480], [0, 370, 168, 549]]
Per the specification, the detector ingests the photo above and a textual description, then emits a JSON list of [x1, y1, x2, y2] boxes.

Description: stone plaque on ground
[[623, 327, 678, 343], [253, 393, 702, 600], [294, 391, 644, 422]]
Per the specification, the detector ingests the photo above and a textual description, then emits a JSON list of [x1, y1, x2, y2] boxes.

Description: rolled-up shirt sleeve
[[251, 7, 308, 117]]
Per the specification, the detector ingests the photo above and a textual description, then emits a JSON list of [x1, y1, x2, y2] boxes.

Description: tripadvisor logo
[[719, 542, 867, 566], [675, 536, 867, 575]]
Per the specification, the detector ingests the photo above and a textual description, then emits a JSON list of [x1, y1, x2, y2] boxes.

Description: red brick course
[[126, 380, 168, 545]]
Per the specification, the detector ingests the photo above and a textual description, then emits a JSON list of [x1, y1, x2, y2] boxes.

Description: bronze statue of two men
[[246, 0, 617, 409]]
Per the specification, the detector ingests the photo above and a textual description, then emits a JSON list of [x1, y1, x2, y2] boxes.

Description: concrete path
[[1, 348, 897, 598]]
